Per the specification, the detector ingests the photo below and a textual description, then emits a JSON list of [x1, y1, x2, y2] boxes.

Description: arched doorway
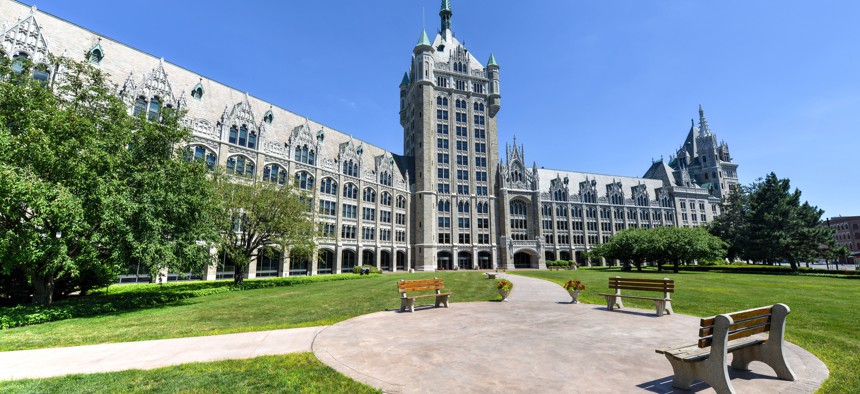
[[362, 250, 375, 268], [545, 251, 555, 262], [513, 251, 533, 269], [380, 250, 392, 271], [437, 251, 453, 270], [289, 251, 309, 276], [478, 251, 492, 270], [318, 249, 335, 275], [575, 251, 587, 266], [559, 250, 571, 261], [341, 249, 357, 273], [457, 251, 473, 270], [396, 251, 407, 271]]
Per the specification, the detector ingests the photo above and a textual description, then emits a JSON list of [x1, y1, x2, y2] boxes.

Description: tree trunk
[[31, 274, 55, 306], [787, 258, 799, 272], [233, 263, 244, 284], [672, 260, 679, 274]]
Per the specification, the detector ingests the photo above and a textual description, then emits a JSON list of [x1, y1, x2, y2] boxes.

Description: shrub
[[351, 265, 381, 274], [0, 274, 368, 329]]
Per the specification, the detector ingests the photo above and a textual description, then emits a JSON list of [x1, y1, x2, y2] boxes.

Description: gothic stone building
[[0, 1, 738, 279]]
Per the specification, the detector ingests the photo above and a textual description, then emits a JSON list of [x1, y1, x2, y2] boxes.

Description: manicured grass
[[0, 353, 380, 394], [513, 268, 860, 393], [0, 272, 497, 351]]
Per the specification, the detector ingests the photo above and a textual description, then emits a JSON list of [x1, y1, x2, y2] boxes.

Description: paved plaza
[[0, 274, 829, 393]]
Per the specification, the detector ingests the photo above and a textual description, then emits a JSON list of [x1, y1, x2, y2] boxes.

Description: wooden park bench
[[655, 304, 796, 393], [397, 278, 451, 313], [599, 277, 674, 317]]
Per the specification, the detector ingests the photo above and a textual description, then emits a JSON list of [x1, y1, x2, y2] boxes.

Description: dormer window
[[263, 111, 274, 124], [89, 48, 103, 65], [191, 85, 204, 100]]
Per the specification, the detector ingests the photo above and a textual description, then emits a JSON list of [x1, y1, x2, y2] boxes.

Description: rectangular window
[[362, 207, 376, 221], [438, 233, 451, 244], [342, 204, 357, 219], [459, 233, 471, 244]]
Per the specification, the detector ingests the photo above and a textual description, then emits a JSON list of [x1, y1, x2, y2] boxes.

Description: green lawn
[[0, 272, 497, 351], [0, 353, 379, 394], [513, 268, 860, 393]]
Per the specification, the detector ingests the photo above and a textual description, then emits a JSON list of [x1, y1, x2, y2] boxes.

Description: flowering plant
[[496, 279, 513, 292], [563, 280, 585, 291]]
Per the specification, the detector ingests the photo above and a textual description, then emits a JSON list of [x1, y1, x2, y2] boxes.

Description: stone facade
[[825, 216, 860, 266], [0, 1, 739, 278]]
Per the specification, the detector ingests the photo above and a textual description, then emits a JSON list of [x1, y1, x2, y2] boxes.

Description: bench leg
[[665, 355, 736, 394], [400, 298, 407, 312], [435, 294, 450, 308], [731, 342, 796, 381], [664, 300, 673, 315], [604, 295, 622, 311], [654, 300, 665, 317], [405, 298, 415, 313]]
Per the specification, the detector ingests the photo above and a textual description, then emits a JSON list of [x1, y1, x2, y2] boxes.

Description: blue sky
[[21, 0, 860, 217]]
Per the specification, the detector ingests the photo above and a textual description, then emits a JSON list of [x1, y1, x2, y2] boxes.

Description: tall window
[[188, 145, 217, 170], [133, 96, 165, 122], [294, 144, 315, 165], [226, 155, 255, 177], [229, 124, 256, 149], [343, 183, 358, 199], [294, 171, 314, 190], [363, 188, 376, 203], [263, 164, 287, 185], [320, 178, 338, 196], [343, 159, 359, 177], [510, 200, 529, 240], [397, 195, 407, 209], [380, 171, 392, 186]]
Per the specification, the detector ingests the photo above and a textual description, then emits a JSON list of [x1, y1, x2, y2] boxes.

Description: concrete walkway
[[0, 326, 325, 380], [0, 273, 829, 393], [313, 273, 829, 393]]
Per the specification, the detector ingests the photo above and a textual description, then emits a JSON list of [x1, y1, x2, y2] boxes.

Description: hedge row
[[546, 260, 577, 268], [0, 274, 371, 330], [657, 264, 860, 276]]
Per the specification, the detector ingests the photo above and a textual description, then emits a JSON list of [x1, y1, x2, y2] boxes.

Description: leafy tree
[[720, 173, 833, 272], [592, 226, 725, 273], [0, 56, 217, 304], [214, 175, 316, 284], [708, 186, 748, 261]]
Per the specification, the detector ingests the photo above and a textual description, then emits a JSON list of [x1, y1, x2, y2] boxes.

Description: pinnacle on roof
[[440, 0, 452, 31], [416, 29, 431, 47], [400, 72, 409, 86], [441, 0, 451, 11], [487, 52, 498, 66]]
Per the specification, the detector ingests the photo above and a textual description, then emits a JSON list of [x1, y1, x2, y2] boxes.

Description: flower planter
[[568, 289, 581, 304], [498, 288, 511, 301]]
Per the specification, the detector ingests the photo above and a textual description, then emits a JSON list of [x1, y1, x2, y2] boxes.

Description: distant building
[[1, 1, 740, 277], [825, 216, 860, 265]]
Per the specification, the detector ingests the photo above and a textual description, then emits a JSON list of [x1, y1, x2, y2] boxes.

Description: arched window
[[363, 188, 376, 203], [380, 171, 392, 186], [226, 155, 255, 178], [510, 200, 529, 240], [188, 145, 217, 170], [247, 131, 257, 150], [88, 48, 103, 65], [147, 96, 161, 121], [343, 159, 359, 177], [458, 201, 470, 213], [397, 195, 407, 209], [438, 199, 450, 212], [263, 111, 274, 124], [320, 177, 338, 196], [479, 103, 484, 112], [238, 125, 248, 147], [133, 96, 147, 117], [11, 52, 28, 74], [437, 97, 442, 106], [294, 171, 314, 190], [553, 189, 568, 202], [263, 164, 287, 185], [442, 97, 448, 107], [32, 64, 50, 84], [191, 85, 204, 99], [343, 183, 358, 199], [308, 150, 315, 165], [229, 125, 238, 144], [381, 192, 392, 206]]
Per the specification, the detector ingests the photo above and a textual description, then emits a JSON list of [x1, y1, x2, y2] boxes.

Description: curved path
[[313, 273, 828, 393]]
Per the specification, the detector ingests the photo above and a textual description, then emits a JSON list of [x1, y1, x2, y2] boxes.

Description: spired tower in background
[[400, 1, 501, 270]]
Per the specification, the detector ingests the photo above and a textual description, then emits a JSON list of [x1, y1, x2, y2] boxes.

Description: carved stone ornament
[[190, 118, 219, 140], [263, 139, 286, 158], [2, 7, 50, 65]]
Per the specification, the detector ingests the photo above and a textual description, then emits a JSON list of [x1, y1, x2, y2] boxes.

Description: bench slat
[[406, 293, 452, 299], [700, 305, 772, 326], [658, 337, 765, 362], [598, 293, 668, 301], [698, 324, 771, 347], [610, 285, 674, 292], [699, 315, 771, 337], [609, 278, 674, 284], [400, 285, 442, 292]]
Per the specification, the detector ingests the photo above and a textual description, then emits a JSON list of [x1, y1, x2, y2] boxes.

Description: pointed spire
[[416, 29, 431, 47], [440, 0, 452, 32], [487, 52, 498, 66], [400, 72, 410, 86], [698, 104, 710, 135]]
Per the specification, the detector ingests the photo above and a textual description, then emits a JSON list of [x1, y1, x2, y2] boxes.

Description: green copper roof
[[400, 72, 409, 86], [416, 29, 431, 47], [441, 0, 451, 11], [487, 52, 498, 66]]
